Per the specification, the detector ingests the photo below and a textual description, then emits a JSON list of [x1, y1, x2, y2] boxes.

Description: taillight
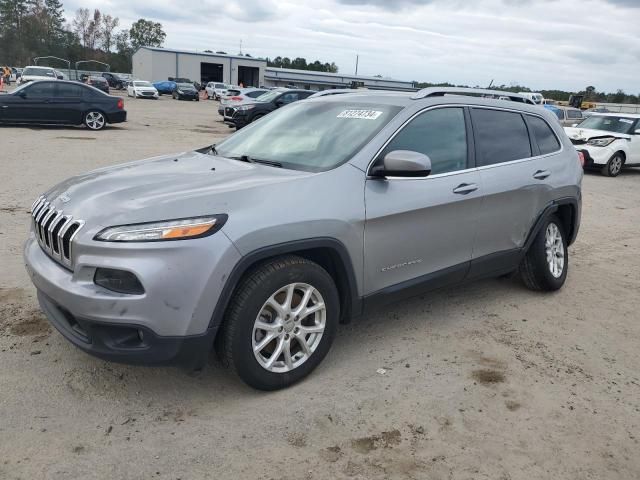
[[117, 98, 124, 110], [231, 96, 243, 100], [577, 151, 585, 167]]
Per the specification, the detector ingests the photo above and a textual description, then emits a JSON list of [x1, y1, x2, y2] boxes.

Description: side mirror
[[572, 123, 578, 127], [275, 99, 285, 107], [635, 129, 640, 135], [371, 150, 432, 178]]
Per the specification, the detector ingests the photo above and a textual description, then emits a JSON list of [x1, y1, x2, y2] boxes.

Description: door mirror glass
[[371, 150, 432, 178], [275, 99, 285, 107], [635, 129, 640, 135]]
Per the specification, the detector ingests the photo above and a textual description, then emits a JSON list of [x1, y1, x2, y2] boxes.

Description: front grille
[[141, 91, 154, 96], [31, 196, 84, 269]]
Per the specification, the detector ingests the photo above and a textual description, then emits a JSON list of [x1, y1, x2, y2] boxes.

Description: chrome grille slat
[[31, 196, 84, 269]]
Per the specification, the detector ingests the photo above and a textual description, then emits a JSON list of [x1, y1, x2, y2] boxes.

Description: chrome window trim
[[366, 103, 565, 181]]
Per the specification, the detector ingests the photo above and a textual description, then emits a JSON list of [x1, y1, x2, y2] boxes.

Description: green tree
[[0, 0, 29, 63], [129, 18, 165, 51]]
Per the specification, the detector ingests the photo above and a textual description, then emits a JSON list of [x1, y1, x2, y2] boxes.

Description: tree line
[[266, 56, 339, 73], [0, 0, 166, 72]]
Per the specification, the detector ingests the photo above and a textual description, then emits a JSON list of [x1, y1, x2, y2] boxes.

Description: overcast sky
[[64, 0, 640, 92]]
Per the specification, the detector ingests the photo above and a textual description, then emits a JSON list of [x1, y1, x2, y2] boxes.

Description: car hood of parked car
[[563, 127, 631, 142], [41, 149, 312, 228]]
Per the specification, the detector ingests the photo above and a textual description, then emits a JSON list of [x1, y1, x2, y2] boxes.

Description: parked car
[[565, 113, 640, 176], [205, 82, 229, 100], [172, 82, 200, 101], [544, 105, 584, 127], [18, 66, 58, 84], [102, 72, 127, 90], [518, 92, 545, 105], [153, 80, 177, 95], [217, 87, 243, 116], [219, 88, 269, 120], [228, 88, 314, 129], [23, 87, 581, 390], [127, 80, 159, 99], [582, 107, 611, 118], [0, 80, 125, 130], [84, 75, 109, 94]]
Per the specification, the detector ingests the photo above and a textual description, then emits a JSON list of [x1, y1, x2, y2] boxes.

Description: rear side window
[[57, 84, 84, 97], [380, 107, 468, 175], [527, 116, 561, 155], [471, 109, 532, 166]]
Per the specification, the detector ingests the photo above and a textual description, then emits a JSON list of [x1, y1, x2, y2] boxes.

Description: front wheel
[[84, 110, 106, 130], [601, 153, 624, 177], [519, 215, 568, 291], [220, 256, 339, 390]]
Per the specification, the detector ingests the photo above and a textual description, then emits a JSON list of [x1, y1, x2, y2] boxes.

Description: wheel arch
[[524, 198, 580, 251], [208, 238, 362, 335]]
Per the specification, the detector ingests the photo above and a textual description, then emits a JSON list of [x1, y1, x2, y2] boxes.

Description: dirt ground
[[1, 91, 639, 480]]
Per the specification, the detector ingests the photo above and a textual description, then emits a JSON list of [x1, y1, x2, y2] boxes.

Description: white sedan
[[127, 80, 159, 99]]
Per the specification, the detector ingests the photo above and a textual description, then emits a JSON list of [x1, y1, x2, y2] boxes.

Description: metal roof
[[265, 66, 413, 85], [137, 46, 267, 62]]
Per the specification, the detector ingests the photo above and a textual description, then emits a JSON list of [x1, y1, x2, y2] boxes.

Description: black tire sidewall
[[229, 261, 339, 390], [533, 216, 568, 290]]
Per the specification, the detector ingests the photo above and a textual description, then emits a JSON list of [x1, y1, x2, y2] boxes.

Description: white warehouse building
[[132, 47, 415, 91]]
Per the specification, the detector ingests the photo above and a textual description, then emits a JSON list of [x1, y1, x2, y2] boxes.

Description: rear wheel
[[220, 256, 339, 390], [84, 110, 106, 130], [601, 153, 624, 177], [520, 215, 568, 291]]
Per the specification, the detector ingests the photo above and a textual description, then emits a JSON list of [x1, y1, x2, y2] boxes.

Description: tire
[[84, 110, 106, 131], [519, 214, 568, 291], [601, 153, 624, 177], [220, 255, 340, 390]]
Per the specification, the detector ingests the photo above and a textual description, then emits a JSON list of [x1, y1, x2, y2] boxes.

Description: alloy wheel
[[85, 111, 105, 130], [610, 156, 623, 176], [252, 283, 326, 373], [545, 223, 564, 278]]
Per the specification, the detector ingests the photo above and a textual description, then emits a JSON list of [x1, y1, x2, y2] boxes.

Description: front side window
[[379, 107, 468, 175], [26, 82, 56, 97], [215, 102, 402, 172], [527, 115, 561, 155], [471, 108, 532, 166]]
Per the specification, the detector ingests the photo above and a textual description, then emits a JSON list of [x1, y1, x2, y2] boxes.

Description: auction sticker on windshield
[[337, 110, 383, 120]]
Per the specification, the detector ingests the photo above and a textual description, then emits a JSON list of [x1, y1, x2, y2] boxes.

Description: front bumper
[[176, 93, 199, 100], [24, 229, 241, 366], [136, 91, 159, 98], [574, 144, 615, 166]]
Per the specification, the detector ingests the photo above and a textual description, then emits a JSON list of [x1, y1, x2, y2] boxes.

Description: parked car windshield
[[23, 67, 55, 77], [133, 81, 152, 87], [177, 83, 195, 89], [577, 115, 636, 134], [215, 101, 402, 172]]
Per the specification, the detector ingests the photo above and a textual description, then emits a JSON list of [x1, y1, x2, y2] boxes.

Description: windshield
[[577, 116, 636, 134], [215, 83, 225, 88], [255, 90, 282, 103], [215, 101, 402, 172], [134, 81, 152, 87], [23, 67, 55, 77], [177, 83, 195, 89]]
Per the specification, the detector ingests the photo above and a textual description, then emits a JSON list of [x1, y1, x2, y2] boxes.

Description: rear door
[[364, 107, 483, 295], [469, 108, 560, 274], [51, 83, 85, 124]]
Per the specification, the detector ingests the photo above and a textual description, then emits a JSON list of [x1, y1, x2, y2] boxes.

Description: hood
[[564, 127, 631, 143], [42, 150, 311, 229]]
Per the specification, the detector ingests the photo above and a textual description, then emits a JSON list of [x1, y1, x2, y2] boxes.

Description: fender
[[207, 237, 362, 332], [524, 197, 581, 250]]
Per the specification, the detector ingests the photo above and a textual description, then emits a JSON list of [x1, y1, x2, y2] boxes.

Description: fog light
[[94, 268, 145, 295]]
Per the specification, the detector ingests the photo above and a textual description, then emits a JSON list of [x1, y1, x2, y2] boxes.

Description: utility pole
[[355, 54, 359, 75], [239, 39, 243, 56]]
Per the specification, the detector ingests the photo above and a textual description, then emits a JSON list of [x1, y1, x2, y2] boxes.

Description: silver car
[[24, 88, 582, 390]]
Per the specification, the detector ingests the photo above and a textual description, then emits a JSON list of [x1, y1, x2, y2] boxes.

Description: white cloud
[[64, 0, 640, 92]]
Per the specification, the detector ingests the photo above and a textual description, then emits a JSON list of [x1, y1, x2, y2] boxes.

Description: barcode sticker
[[337, 110, 383, 120]]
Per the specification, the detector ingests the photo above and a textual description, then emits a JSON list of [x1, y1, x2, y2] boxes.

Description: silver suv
[[24, 88, 582, 390]]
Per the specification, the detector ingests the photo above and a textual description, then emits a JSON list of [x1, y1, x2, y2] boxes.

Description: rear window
[[23, 67, 55, 77], [527, 116, 561, 155], [471, 109, 532, 166]]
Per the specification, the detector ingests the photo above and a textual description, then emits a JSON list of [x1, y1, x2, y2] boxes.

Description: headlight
[[95, 215, 227, 242], [587, 137, 616, 147], [236, 104, 255, 111], [177, 89, 184, 94]]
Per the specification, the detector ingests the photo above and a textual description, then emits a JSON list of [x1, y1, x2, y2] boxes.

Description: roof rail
[[411, 87, 535, 105]]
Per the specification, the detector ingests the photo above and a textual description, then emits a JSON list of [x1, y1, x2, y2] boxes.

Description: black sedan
[[172, 83, 200, 101], [229, 89, 314, 129], [0, 80, 126, 130], [85, 75, 110, 94]]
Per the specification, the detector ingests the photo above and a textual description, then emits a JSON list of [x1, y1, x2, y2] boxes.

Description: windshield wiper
[[229, 155, 282, 167]]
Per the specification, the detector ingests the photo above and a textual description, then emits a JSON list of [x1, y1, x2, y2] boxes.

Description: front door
[[12, 82, 58, 122], [364, 107, 482, 296]]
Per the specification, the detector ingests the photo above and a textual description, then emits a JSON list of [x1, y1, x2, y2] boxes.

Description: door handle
[[1, 105, 7, 108], [533, 170, 551, 180], [453, 183, 478, 195]]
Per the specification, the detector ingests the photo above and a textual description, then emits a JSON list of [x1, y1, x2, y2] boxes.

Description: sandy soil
[[1, 92, 639, 480]]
